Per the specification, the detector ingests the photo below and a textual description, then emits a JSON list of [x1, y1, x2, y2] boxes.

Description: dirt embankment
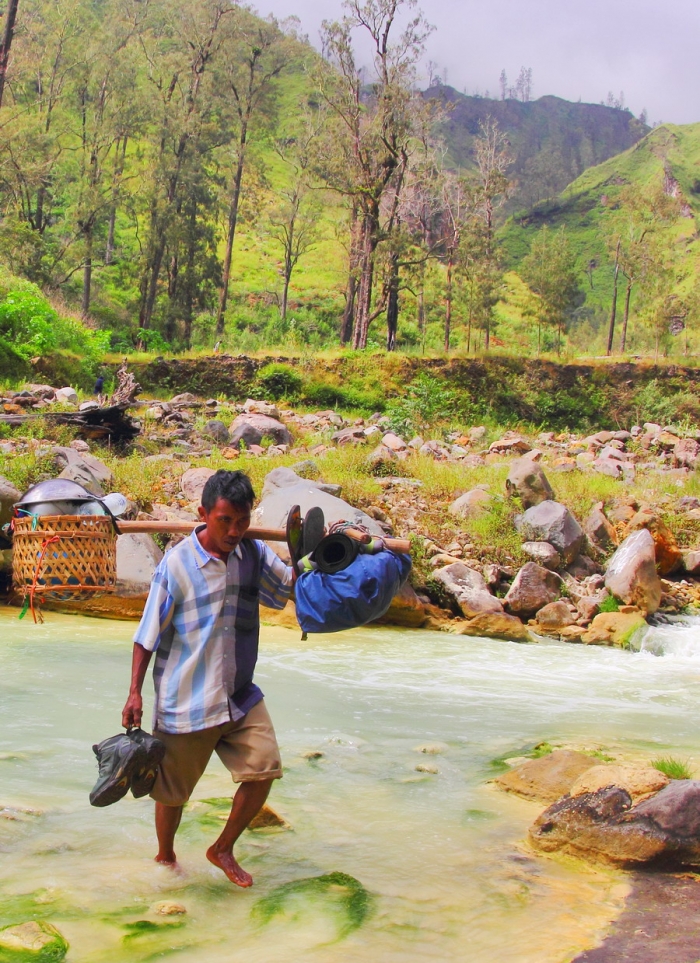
[[115, 355, 700, 430]]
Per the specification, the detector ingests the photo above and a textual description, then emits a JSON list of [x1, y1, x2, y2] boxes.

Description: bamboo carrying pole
[[116, 519, 411, 555]]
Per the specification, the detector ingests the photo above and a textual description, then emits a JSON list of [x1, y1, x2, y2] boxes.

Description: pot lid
[[16, 479, 95, 507]]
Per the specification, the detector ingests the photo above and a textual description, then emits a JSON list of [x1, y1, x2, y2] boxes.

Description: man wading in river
[[122, 469, 293, 887]]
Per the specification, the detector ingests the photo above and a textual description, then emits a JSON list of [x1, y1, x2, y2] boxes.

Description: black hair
[[201, 470, 255, 511]]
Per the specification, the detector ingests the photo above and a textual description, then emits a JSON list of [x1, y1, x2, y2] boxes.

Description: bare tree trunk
[[0, 0, 20, 108], [216, 137, 246, 335], [607, 238, 621, 356], [105, 136, 127, 266], [620, 278, 632, 353], [81, 231, 93, 318], [444, 252, 453, 353], [386, 251, 399, 351], [352, 215, 377, 350], [340, 205, 359, 345]]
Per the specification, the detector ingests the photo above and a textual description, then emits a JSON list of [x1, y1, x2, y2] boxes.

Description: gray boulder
[[116, 534, 163, 597], [504, 562, 560, 619], [506, 455, 554, 509], [584, 503, 618, 555], [254, 468, 383, 562], [201, 419, 230, 445], [0, 475, 20, 527], [516, 500, 584, 565], [521, 540, 561, 570], [55, 386, 78, 405], [604, 528, 661, 615], [52, 446, 114, 494], [229, 423, 263, 449], [529, 780, 700, 868], [449, 488, 491, 518], [229, 413, 292, 447], [181, 467, 216, 503], [432, 562, 503, 619]]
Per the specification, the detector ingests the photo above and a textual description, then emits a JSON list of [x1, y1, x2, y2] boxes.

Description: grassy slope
[[498, 124, 700, 340]]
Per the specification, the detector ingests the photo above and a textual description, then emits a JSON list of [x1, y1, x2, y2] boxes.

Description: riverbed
[[1, 610, 699, 962]]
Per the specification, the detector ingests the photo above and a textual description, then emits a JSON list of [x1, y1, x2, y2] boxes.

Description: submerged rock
[[251, 872, 373, 940], [0, 920, 68, 961]]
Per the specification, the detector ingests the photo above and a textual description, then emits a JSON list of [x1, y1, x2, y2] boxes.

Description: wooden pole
[[115, 519, 411, 555]]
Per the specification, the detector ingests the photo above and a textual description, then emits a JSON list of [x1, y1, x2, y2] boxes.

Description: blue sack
[[294, 550, 412, 633]]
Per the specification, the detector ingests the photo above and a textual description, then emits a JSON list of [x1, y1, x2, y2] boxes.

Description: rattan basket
[[12, 515, 117, 605]]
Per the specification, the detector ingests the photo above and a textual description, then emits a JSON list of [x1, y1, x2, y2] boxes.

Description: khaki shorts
[[151, 700, 282, 806]]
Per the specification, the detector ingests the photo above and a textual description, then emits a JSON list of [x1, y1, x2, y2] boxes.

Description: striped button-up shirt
[[134, 527, 292, 734]]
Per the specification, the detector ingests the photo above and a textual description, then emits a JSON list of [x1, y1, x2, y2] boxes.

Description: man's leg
[[155, 802, 184, 866], [206, 778, 273, 888]]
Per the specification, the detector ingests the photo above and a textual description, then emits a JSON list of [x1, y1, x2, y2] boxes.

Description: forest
[[0, 0, 699, 363]]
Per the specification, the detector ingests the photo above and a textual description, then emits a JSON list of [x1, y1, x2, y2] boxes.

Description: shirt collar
[[189, 524, 243, 568]]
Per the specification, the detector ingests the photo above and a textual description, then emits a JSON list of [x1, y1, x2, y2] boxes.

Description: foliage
[[257, 363, 303, 400], [598, 594, 620, 613], [385, 372, 457, 437], [651, 756, 693, 780]]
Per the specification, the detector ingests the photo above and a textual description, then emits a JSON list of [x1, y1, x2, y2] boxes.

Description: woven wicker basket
[[12, 515, 117, 603]]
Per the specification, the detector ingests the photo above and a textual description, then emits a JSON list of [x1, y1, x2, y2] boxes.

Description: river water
[[1, 610, 699, 962]]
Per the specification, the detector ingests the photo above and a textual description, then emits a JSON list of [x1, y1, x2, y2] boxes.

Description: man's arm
[[121, 643, 154, 729]]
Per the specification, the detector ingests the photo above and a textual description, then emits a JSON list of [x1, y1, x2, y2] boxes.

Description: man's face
[[198, 498, 251, 557]]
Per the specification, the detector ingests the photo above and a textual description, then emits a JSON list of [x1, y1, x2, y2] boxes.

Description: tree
[[499, 69, 507, 101], [214, 13, 294, 335], [0, 0, 20, 108], [520, 225, 581, 353], [316, 0, 432, 349], [267, 113, 322, 320]]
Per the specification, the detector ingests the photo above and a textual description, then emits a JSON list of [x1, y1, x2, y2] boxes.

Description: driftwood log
[[0, 403, 140, 443]]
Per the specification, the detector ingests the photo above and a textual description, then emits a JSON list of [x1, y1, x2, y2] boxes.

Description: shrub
[[598, 594, 620, 613], [385, 372, 457, 437], [257, 363, 303, 401]]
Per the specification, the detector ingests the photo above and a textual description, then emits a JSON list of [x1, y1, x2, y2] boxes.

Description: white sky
[[253, 0, 700, 125]]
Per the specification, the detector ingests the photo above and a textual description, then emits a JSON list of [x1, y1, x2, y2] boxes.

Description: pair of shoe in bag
[[90, 728, 165, 807]]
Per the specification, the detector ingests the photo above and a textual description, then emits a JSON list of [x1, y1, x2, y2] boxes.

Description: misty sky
[[253, 0, 699, 126]]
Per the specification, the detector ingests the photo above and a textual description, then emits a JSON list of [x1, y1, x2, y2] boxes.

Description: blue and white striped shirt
[[134, 527, 292, 734]]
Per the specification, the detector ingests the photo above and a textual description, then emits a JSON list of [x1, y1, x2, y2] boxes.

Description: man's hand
[[122, 691, 143, 729]]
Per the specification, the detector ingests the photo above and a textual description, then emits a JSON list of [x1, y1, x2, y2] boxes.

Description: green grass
[[598, 595, 620, 613], [651, 756, 693, 780]]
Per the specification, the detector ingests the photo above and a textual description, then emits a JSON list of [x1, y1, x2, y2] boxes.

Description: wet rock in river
[[581, 611, 647, 647], [604, 529, 661, 615], [0, 920, 68, 961], [452, 611, 529, 643], [495, 750, 597, 803], [530, 780, 700, 868], [570, 765, 669, 802]]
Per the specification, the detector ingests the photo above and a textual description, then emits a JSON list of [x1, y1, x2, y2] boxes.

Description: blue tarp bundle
[[294, 550, 412, 633]]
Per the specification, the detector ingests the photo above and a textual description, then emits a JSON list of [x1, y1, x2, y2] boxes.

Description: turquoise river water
[[1, 609, 699, 962]]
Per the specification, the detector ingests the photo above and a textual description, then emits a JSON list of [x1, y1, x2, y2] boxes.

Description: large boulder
[[0, 475, 20, 527], [516, 501, 584, 565], [0, 920, 69, 961], [52, 446, 114, 494], [253, 468, 383, 562], [535, 600, 575, 631], [504, 562, 560, 620], [116, 534, 163, 597], [529, 781, 700, 868], [495, 750, 597, 803], [432, 562, 503, 619], [604, 529, 662, 615], [505, 455, 554, 509], [453, 612, 529, 642], [181, 467, 216, 503], [229, 413, 292, 448], [625, 508, 682, 576]]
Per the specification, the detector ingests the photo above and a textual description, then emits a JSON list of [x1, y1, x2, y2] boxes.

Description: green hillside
[[498, 123, 700, 354], [428, 87, 648, 214]]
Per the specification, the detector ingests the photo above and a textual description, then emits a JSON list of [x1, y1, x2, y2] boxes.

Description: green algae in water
[[252, 872, 373, 941], [0, 920, 68, 962]]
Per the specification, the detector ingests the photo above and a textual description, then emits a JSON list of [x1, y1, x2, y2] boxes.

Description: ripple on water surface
[[1, 611, 699, 962]]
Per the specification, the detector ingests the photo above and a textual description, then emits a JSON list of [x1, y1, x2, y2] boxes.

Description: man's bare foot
[[206, 845, 253, 888], [154, 853, 181, 872]]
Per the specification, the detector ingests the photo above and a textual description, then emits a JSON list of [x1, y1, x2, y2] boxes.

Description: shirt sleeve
[[258, 541, 293, 610], [133, 566, 174, 651]]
